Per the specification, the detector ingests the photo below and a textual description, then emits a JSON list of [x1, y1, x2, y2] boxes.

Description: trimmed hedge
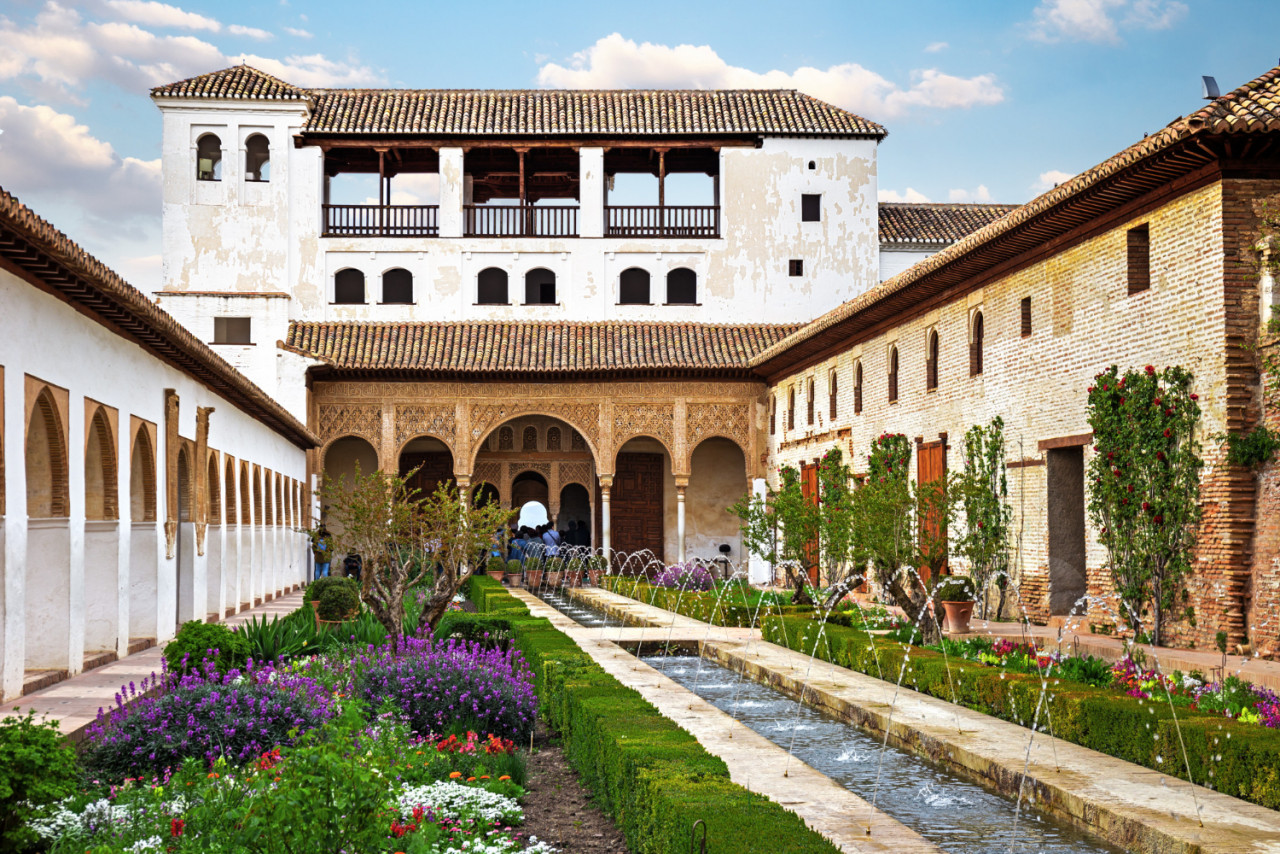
[[761, 614, 1280, 810], [599, 577, 812, 627], [464, 580, 840, 853]]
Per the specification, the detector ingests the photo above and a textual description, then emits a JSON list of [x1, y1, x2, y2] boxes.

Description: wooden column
[[516, 148, 529, 236], [377, 148, 387, 236]]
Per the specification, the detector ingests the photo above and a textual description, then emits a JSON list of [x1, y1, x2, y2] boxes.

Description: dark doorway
[[1047, 446, 1087, 616], [612, 452, 664, 561], [559, 483, 591, 546], [512, 471, 549, 508], [399, 438, 454, 500]]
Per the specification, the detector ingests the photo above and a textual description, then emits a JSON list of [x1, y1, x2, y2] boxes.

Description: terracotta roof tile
[[150, 66, 885, 138], [879, 203, 1019, 245], [150, 65, 310, 100], [284, 320, 799, 375], [752, 65, 1280, 370], [0, 186, 316, 448]]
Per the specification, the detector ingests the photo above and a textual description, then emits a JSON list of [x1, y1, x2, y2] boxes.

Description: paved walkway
[[564, 587, 1280, 854], [0, 591, 305, 740]]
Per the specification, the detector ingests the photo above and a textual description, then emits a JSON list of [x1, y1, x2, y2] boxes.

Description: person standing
[[311, 523, 332, 580]]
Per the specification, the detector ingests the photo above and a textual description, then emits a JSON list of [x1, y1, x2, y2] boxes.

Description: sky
[[0, 0, 1277, 292]]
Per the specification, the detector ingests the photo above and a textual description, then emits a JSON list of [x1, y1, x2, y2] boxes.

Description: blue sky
[[0, 0, 1276, 290]]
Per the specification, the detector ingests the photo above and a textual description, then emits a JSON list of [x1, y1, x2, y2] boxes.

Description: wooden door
[[400, 452, 454, 500], [612, 452, 665, 563], [800, 461, 820, 585], [917, 440, 947, 582]]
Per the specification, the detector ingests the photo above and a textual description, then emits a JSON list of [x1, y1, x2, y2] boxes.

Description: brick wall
[[766, 179, 1275, 647]]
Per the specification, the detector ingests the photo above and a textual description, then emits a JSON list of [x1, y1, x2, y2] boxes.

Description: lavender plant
[[652, 562, 715, 592]]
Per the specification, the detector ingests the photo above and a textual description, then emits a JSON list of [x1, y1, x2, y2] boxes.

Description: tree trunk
[[786, 565, 815, 606], [886, 572, 941, 646]]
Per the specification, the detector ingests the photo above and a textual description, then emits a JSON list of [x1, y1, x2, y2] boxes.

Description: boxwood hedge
[[598, 577, 813, 627]]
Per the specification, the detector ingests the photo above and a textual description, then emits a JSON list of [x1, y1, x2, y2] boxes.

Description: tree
[[320, 464, 512, 637], [954, 417, 1013, 620], [1087, 364, 1203, 645], [731, 465, 819, 605]]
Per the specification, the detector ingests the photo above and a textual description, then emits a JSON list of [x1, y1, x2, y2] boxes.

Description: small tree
[[954, 417, 1013, 620], [320, 464, 512, 637], [1087, 364, 1203, 645], [731, 466, 819, 604]]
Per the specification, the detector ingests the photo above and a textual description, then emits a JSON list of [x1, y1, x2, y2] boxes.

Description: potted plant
[[315, 583, 361, 628], [586, 555, 605, 587], [566, 560, 584, 588], [525, 556, 543, 589], [486, 555, 506, 586], [506, 558, 524, 587], [545, 557, 563, 588], [933, 575, 977, 635]]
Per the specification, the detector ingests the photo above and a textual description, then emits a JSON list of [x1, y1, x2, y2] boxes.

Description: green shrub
[[319, 609, 389, 648], [164, 620, 249, 674], [302, 575, 358, 607], [235, 612, 323, 664], [317, 583, 361, 622], [932, 575, 976, 602], [486, 554, 507, 574], [0, 712, 80, 853], [435, 613, 515, 648], [506, 558, 522, 575]]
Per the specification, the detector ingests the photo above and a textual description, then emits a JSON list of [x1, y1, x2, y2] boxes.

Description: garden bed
[[597, 576, 819, 627]]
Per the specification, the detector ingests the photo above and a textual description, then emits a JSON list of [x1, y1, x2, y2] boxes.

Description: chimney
[[1202, 76, 1221, 100]]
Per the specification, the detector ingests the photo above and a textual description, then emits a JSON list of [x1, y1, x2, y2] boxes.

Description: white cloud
[[102, 0, 220, 32], [1032, 169, 1075, 192], [1027, 0, 1187, 43], [878, 187, 931, 203], [228, 24, 273, 41], [924, 41, 948, 53], [536, 33, 1003, 119], [948, 185, 993, 203], [283, 26, 312, 38]]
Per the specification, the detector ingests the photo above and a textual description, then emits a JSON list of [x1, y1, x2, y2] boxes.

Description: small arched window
[[666, 268, 697, 304], [197, 133, 222, 182], [970, 311, 985, 376], [926, 330, 939, 391], [806, 379, 815, 425], [787, 387, 796, 431], [477, 268, 509, 305], [382, 268, 413, 304], [888, 346, 899, 403], [522, 426, 538, 451], [829, 370, 838, 420], [525, 268, 556, 305], [245, 133, 270, 182], [619, 268, 651, 304], [807, 160, 817, 171], [498, 426, 514, 451], [334, 268, 365, 304], [854, 362, 863, 415], [547, 426, 562, 451]]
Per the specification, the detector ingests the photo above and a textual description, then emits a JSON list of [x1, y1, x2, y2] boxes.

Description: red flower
[[1145, 365, 1156, 375], [1088, 386, 1095, 393], [1163, 429, 1172, 438], [1119, 397, 1126, 405], [1165, 408, 1173, 417], [171, 819, 185, 837], [1107, 451, 1115, 460], [1127, 484, 1134, 493], [1141, 502, 1150, 510], [1191, 393, 1199, 401], [1153, 514, 1164, 524], [1154, 398, 1161, 406], [1102, 384, 1110, 391], [1156, 451, 1165, 461]]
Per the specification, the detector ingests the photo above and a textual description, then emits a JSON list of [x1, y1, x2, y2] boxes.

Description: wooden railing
[[605, 206, 720, 238], [464, 205, 578, 237], [323, 204, 439, 237]]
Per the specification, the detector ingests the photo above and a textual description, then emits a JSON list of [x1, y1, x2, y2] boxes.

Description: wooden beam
[[298, 136, 757, 151]]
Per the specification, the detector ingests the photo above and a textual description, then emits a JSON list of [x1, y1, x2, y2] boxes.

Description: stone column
[[439, 148, 465, 238], [675, 478, 688, 564], [579, 147, 604, 238], [599, 475, 613, 559]]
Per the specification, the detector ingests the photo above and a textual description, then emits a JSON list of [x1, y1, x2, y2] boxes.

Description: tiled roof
[[752, 64, 1280, 374], [284, 321, 800, 376], [150, 66, 885, 138], [151, 65, 310, 100], [879, 203, 1018, 245], [0, 186, 317, 449]]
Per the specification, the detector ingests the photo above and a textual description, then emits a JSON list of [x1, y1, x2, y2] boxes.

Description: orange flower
[[207, 773, 220, 779], [467, 776, 476, 782], [499, 775, 511, 781], [480, 775, 490, 780], [449, 771, 462, 779]]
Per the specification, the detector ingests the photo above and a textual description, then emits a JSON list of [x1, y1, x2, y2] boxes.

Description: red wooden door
[[917, 441, 947, 583], [612, 452, 665, 564], [800, 461, 820, 585]]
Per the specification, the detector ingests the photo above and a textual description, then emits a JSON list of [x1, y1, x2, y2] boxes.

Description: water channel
[[534, 588, 1124, 854]]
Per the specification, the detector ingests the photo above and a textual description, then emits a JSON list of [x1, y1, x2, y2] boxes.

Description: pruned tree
[[731, 466, 819, 605], [954, 417, 1013, 620], [1087, 364, 1203, 645]]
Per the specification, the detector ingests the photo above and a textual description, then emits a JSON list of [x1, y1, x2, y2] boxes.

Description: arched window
[[666, 268, 697, 304], [196, 133, 222, 182], [131, 429, 157, 522], [382, 268, 413, 304], [334, 269, 365, 304], [888, 346, 899, 403], [829, 370, 838, 420], [522, 426, 538, 451], [546, 426, 562, 451], [525, 268, 556, 305], [619, 268, 650, 304], [207, 455, 221, 525], [926, 330, 939, 391], [224, 458, 236, 526], [26, 388, 68, 518], [498, 426, 514, 451], [85, 409, 117, 521], [787, 387, 796, 431], [478, 268, 509, 305], [806, 379, 815, 425], [244, 133, 269, 182], [854, 362, 863, 415], [970, 311, 984, 376]]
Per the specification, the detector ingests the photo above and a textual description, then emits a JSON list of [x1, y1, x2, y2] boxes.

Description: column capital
[[598, 474, 614, 490], [674, 476, 689, 491]]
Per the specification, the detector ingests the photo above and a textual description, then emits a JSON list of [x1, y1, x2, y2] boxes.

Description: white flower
[[396, 780, 523, 825], [127, 837, 165, 853]]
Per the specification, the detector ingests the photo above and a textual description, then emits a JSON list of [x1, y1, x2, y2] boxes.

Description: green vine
[[1226, 425, 1280, 469], [954, 417, 1013, 620]]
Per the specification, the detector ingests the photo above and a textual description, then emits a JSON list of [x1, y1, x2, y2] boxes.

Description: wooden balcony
[[323, 204, 439, 237], [605, 205, 720, 238], [464, 205, 578, 237]]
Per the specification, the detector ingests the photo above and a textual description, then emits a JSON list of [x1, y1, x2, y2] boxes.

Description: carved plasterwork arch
[[683, 401, 752, 476], [468, 403, 602, 471], [316, 403, 381, 450], [394, 404, 457, 456], [612, 402, 675, 466]]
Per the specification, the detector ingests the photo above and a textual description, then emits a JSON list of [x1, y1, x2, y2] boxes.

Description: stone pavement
[[511, 587, 942, 854], [0, 590, 305, 740]]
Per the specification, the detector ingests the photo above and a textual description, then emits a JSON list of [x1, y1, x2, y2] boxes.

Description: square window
[[214, 317, 252, 345], [801, 194, 821, 222], [789, 259, 804, 276]]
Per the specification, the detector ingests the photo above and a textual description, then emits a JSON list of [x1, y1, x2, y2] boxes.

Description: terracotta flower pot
[[941, 600, 975, 635], [546, 571, 563, 588], [587, 569, 603, 587], [490, 571, 506, 586], [567, 570, 583, 588], [526, 569, 544, 588]]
